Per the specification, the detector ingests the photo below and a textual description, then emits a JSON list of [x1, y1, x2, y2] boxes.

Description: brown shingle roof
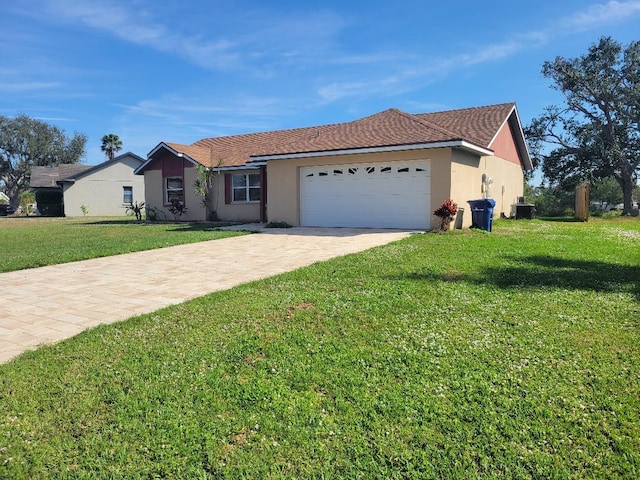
[[415, 103, 515, 147], [30, 165, 92, 188], [156, 103, 521, 169]]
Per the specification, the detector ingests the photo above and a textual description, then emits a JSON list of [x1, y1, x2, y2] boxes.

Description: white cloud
[[563, 0, 640, 30], [0, 82, 61, 92], [31, 0, 350, 72], [317, 1, 640, 105]]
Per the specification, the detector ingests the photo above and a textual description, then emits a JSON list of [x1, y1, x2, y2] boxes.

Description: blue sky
[[1, 1, 639, 174]]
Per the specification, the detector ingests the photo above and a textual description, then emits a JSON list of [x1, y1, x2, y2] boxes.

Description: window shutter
[[225, 174, 231, 204]]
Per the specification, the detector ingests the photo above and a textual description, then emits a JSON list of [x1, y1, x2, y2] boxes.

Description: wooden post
[[575, 183, 589, 221]]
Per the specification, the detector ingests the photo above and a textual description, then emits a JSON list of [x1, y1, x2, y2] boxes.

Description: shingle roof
[[149, 102, 528, 169], [56, 152, 145, 183], [30, 165, 92, 188]]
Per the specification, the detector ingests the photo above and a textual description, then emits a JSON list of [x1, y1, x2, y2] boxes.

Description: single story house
[[31, 152, 145, 216], [57, 152, 145, 216], [135, 103, 532, 229]]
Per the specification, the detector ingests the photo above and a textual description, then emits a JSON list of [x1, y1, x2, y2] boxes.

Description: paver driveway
[[0, 227, 411, 363]]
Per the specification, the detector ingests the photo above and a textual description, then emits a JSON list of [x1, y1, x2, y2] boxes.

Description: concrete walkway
[[0, 227, 411, 364]]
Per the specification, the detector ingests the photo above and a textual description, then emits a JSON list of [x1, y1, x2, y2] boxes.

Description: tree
[[101, 134, 122, 161], [193, 162, 222, 221], [526, 37, 640, 215], [0, 115, 86, 208]]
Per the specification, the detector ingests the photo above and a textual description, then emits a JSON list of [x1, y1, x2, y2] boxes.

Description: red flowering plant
[[433, 198, 458, 232]]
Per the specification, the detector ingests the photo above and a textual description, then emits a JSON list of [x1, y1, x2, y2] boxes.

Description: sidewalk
[[0, 227, 411, 363]]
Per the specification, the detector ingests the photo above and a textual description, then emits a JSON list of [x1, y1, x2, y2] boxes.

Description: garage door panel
[[300, 160, 431, 229]]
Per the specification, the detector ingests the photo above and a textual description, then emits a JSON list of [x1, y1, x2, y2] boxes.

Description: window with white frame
[[232, 173, 260, 202], [123, 186, 133, 204], [165, 176, 184, 204]]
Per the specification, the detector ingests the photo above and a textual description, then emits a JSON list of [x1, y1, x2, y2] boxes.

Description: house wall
[[266, 148, 453, 227], [449, 149, 484, 228], [62, 156, 145, 216], [143, 166, 206, 221], [210, 171, 261, 222], [143, 150, 261, 222], [481, 155, 525, 218], [266, 146, 523, 229], [448, 150, 524, 227]]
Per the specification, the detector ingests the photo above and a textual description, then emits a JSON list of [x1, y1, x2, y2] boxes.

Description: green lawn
[[0, 217, 248, 272], [1, 218, 639, 478]]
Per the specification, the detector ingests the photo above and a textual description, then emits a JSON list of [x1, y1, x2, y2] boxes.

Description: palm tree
[[101, 134, 123, 161]]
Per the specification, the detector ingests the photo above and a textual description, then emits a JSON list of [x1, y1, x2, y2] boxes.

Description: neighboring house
[[0, 192, 9, 203], [31, 164, 92, 216], [135, 103, 532, 229], [57, 152, 145, 216], [30, 153, 145, 216]]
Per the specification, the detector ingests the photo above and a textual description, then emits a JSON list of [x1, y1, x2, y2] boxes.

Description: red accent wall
[[490, 121, 521, 166], [224, 174, 231, 205], [146, 149, 192, 205]]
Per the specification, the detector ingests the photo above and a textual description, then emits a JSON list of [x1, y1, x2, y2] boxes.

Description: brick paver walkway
[[0, 227, 411, 363]]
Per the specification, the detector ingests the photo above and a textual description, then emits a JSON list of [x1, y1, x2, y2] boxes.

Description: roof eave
[[211, 162, 267, 172], [248, 140, 493, 163]]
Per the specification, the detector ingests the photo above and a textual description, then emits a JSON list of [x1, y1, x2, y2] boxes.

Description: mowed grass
[[1, 218, 639, 478], [0, 217, 248, 272]]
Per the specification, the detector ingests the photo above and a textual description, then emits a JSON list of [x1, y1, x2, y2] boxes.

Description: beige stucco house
[[58, 152, 145, 216], [135, 103, 532, 229]]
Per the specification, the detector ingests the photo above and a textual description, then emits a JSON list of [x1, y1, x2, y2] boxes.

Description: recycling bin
[[467, 198, 496, 232]]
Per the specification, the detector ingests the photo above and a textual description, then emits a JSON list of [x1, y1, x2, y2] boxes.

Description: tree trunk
[[617, 162, 636, 215]]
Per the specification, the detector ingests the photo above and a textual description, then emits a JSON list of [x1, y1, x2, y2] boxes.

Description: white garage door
[[300, 159, 431, 229]]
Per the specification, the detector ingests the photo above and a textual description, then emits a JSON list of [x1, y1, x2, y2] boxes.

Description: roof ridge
[[390, 108, 465, 141], [418, 102, 515, 116]]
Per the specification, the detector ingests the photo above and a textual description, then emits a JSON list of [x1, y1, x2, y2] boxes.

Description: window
[[165, 176, 184, 204], [123, 186, 133, 204], [232, 173, 260, 203]]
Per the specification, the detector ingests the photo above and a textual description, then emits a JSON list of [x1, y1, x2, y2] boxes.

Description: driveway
[[0, 227, 412, 363]]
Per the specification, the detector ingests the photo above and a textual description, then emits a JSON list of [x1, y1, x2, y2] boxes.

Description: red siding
[[490, 122, 521, 166], [224, 174, 231, 204]]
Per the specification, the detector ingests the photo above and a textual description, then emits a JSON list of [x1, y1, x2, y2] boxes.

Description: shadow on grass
[[536, 216, 585, 222], [85, 220, 240, 231], [167, 222, 244, 232], [87, 219, 139, 225], [403, 255, 640, 302]]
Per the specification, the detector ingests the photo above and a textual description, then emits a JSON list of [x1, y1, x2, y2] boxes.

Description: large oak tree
[[0, 115, 86, 208], [526, 37, 640, 215]]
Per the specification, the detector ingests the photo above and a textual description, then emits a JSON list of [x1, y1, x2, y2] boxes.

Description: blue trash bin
[[467, 199, 496, 232]]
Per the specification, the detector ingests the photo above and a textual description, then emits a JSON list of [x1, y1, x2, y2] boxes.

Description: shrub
[[265, 221, 292, 228], [433, 198, 458, 232], [125, 201, 145, 222], [167, 199, 188, 221]]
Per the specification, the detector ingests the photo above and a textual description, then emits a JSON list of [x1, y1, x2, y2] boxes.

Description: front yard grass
[[1, 218, 639, 478], [0, 216, 248, 272]]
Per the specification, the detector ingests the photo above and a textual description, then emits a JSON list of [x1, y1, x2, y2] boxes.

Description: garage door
[[300, 160, 431, 229]]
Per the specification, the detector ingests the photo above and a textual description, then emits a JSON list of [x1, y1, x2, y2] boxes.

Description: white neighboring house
[[0, 192, 9, 203], [58, 152, 146, 216]]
